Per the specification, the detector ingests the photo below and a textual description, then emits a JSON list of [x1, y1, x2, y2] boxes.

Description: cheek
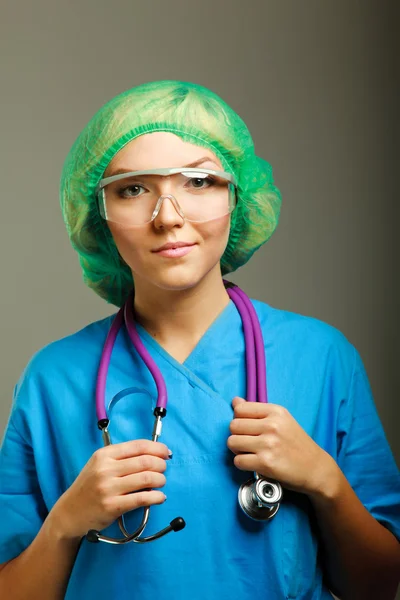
[[107, 225, 145, 268], [197, 215, 231, 252]]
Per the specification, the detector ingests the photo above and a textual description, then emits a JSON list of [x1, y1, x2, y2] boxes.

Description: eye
[[187, 176, 216, 190], [117, 184, 146, 199]]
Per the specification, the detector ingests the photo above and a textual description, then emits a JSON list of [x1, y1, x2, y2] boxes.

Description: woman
[[0, 80, 399, 600]]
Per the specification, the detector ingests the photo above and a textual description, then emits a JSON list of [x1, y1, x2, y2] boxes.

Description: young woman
[[0, 80, 399, 600]]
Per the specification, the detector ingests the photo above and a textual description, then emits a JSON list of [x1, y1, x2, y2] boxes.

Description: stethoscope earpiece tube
[[86, 405, 186, 545], [86, 516, 186, 545]]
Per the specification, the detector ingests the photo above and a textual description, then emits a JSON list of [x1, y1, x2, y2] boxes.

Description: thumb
[[232, 396, 246, 409]]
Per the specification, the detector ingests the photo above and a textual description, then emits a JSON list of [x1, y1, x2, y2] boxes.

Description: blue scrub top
[[1, 299, 399, 599]]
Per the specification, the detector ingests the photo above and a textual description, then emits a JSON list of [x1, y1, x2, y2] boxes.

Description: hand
[[227, 397, 335, 497], [52, 440, 170, 540]]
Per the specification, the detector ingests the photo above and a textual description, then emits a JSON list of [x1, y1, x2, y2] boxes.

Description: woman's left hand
[[227, 397, 336, 497]]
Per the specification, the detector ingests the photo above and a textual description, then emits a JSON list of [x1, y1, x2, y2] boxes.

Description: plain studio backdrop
[[0, 1, 398, 597]]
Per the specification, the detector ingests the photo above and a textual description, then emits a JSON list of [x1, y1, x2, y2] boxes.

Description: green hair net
[[60, 80, 282, 307]]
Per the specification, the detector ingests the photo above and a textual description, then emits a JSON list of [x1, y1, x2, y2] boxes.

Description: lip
[[152, 241, 196, 252], [154, 244, 196, 259]]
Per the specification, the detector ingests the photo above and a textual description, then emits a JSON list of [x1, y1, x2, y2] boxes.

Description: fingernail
[[168, 449, 173, 459], [164, 494, 167, 501]]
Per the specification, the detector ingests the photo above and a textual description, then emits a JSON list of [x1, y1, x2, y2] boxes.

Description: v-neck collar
[[134, 299, 236, 372]]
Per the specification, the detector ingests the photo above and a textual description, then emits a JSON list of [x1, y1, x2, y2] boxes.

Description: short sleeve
[[0, 386, 48, 564], [337, 347, 400, 541]]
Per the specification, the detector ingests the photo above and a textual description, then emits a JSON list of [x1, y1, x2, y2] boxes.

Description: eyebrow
[[107, 157, 219, 177]]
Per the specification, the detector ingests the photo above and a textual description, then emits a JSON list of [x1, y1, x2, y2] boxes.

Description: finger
[[233, 453, 263, 472], [106, 440, 170, 460], [227, 434, 260, 454], [232, 396, 247, 410], [117, 490, 167, 513], [229, 418, 265, 436], [116, 455, 167, 477], [233, 402, 280, 419], [117, 471, 167, 495]]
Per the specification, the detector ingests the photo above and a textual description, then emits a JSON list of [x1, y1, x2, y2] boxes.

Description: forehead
[[104, 132, 222, 177]]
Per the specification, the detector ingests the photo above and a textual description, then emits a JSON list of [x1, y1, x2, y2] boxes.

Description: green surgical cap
[[60, 80, 282, 307]]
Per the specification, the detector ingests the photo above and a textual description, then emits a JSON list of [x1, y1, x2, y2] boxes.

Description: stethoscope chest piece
[[238, 475, 282, 521]]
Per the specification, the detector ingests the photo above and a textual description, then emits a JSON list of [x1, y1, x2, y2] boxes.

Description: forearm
[[308, 455, 400, 600], [0, 505, 83, 600]]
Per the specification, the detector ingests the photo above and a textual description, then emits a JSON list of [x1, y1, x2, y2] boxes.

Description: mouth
[[152, 242, 197, 259], [152, 241, 196, 252]]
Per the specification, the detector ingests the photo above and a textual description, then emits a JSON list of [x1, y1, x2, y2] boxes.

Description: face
[[102, 132, 232, 292]]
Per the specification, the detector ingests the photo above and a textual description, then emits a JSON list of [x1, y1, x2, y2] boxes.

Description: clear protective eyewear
[[96, 167, 238, 228]]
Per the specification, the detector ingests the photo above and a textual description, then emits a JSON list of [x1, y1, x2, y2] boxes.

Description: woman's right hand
[[52, 440, 170, 540]]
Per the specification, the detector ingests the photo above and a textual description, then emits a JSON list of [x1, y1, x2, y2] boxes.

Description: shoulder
[[251, 298, 356, 368], [17, 313, 117, 386], [9, 313, 118, 438]]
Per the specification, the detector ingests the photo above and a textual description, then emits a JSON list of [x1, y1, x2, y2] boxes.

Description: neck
[[132, 268, 230, 346]]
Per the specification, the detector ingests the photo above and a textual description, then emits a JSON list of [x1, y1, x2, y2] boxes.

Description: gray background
[[0, 1, 398, 596]]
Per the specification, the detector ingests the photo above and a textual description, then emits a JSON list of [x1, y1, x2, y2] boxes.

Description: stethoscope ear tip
[[86, 529, 101, 543], [170, 517, 186, 532]]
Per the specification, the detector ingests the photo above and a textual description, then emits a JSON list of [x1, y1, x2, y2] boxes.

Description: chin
[[141, 261, 218, 292], [152, 270, 204, 292]]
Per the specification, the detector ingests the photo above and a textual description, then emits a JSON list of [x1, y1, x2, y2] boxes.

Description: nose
[[152, 194, 185, 230]]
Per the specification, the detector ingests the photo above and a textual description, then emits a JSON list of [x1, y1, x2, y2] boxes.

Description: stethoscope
[[86, 281, 283, 545]]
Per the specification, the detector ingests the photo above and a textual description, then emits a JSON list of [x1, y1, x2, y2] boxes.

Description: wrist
[[307, 451, 343, 504], [47, 498, 84, 543]]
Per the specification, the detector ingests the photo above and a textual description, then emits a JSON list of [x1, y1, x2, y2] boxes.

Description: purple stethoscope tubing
[[233, 285, 268, 404], [87, 281, 282, 544], [96, 282, 264, 421], [95, 294, 168, 423]]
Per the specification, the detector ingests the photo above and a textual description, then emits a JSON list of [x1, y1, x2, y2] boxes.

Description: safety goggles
[[96, 167, 238, 227]]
